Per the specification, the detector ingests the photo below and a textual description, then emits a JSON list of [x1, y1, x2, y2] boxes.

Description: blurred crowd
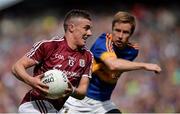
[[0, 3, 180, 113]]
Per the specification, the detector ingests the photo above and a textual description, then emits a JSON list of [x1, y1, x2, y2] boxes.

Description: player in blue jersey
[[60, 11, 161, 114]]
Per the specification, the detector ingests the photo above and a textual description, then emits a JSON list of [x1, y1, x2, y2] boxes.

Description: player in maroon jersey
[[11, 9, 93, 113]]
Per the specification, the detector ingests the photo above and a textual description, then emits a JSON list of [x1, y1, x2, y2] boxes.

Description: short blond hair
[[112, 11, 136, 35]]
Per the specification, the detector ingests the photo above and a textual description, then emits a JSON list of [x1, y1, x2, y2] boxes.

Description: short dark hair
[[63, 9, 91, 32]]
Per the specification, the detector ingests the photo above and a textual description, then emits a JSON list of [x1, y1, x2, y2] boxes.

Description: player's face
[[73, 18, 92, 47], [112, 22, 132, 49]]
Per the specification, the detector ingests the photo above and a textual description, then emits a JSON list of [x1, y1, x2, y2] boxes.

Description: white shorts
[[60, 96, 118, 114], [18, 100, 58, 113]]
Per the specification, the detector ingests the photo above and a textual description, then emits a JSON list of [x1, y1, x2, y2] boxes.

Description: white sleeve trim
[[82, 74, 92, 78]]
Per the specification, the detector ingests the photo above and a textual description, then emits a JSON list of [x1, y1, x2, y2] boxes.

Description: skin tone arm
[[11, 55, 49, 95], [70, 77, 89, 100], [103, 56, 162, 73], [12, 55, 88, 99]]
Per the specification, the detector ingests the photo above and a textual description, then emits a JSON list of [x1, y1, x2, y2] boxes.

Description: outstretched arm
[[103, 56, 161, 73]]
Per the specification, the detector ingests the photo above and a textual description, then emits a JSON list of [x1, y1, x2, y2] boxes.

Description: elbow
[[77, 90, 86, 100], [108, 64, 119, 71], [11, 64, 17, 75], [78, 95, 85, 100], [11, 62, 20, 77], [73, 93, 85, 100], [74, 89, 86, 100]]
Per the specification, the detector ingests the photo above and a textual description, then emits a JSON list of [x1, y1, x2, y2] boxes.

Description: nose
[[119, 32, 123, 38], [87, 29, 92, 36]]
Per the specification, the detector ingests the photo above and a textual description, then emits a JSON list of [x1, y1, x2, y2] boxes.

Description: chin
[[78, 44, 85, 48], [115, 44, 123, 48], [81, 42, 86, 46]]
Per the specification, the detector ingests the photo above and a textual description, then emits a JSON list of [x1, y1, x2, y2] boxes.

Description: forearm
[[70, 77, 89, 100], [105, 58, 146, 72], [71, 86, 86, 100], [12, 63, 33, 86], [115, 59, 145, 71], [105, 58, 161, 73], [11, 56, 36, 86]]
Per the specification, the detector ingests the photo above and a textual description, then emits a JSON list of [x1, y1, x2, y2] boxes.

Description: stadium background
[[0, 0, 180, 112]]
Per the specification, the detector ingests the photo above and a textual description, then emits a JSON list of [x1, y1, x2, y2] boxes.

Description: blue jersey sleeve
[[113, 45, 139, 61], [90, 33, 107, 61]]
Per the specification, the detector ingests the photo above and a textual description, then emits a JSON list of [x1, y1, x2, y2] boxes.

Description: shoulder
[[96, 33, 110, 42], [127, 42, 139, 50], [127, 43, 139, 56], [124, 45, 139, 60], [82, 46, 94, 58], [36, 35, 64, 49], [91, 33, 109, 48], [91, 33, 112, 52]]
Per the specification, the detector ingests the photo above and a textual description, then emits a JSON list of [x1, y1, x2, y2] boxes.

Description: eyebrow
[[84, 25, 92, 29]]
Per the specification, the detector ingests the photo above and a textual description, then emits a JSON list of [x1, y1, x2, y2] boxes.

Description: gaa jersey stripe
[[105, 34, 110, 52], [37, 100, 45, 113], [107, 33, 113, 52], [39, 100, 48, 113], [35, 100, 48, 113], [85, 47, 93, 78], [105, 33, 113, 52], [41, 101, 48, 113], [35, 100, 43, 113], [26, 40, 42, 58], [26, 36, 64, 58]]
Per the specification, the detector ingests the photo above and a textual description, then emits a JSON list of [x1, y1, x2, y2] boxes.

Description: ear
[[68, 23, 75, 32]]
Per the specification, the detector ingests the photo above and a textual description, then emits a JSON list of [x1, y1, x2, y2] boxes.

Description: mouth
[[115, 41, 125, 48], [117, 41, 123, 45], [80, 37, 87, 44]]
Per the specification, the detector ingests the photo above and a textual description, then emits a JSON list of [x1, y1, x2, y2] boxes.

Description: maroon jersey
[[22, 35, 93, 110]]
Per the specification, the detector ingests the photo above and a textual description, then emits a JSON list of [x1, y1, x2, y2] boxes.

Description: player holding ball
[[11, 9, 93, 113]]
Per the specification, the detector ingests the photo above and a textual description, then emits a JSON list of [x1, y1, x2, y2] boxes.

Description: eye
[[84, 25, 91, 31], [114, 28, 122, 33], [123, 31, 130, 34]]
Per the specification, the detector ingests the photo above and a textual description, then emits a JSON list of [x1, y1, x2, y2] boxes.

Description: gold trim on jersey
[[105, 33, 113, 52], [100, 52, 116, 61], [92, 60, 102, 72], [100, 33, 117, 61], [93, 33, 121, 84]]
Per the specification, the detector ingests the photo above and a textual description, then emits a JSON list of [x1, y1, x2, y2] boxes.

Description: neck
[[64, 33, 78, 50], [113, 43, 126, 50]]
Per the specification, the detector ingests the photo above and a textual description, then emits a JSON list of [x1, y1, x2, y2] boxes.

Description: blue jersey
[[87, 33, 138, 101]]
